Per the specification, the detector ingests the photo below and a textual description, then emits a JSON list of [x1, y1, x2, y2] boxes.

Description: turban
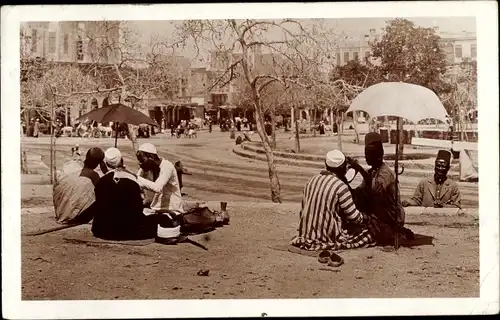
[[325, 149, 346, 168], [104, 147, 122, 169], [138, 143, 157, 155], [436, 150, 451, 163]]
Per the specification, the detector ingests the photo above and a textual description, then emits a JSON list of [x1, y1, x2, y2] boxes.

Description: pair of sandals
[[318, 250, 344, 267]]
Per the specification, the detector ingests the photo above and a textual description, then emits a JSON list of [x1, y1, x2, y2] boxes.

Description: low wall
[[379, 129, 478, 144], [239, 142, 461, 173]]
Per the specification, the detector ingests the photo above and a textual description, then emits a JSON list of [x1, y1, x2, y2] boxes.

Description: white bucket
[[156, 211, 182, 239], [157, 225, 181, 239]]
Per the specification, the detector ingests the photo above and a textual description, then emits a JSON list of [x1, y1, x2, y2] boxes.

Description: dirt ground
[[22, 199, 479, 300]]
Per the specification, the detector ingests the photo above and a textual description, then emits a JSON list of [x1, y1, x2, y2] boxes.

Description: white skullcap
[[325, 149, 346, 168], [104, 147, 122, 169], [138, 143, 157, 155]]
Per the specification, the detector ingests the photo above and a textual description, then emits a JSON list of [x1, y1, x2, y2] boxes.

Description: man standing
[[135, 143, 184, 212], [291, 149, 374, 251], [402, 150, 461, 208]]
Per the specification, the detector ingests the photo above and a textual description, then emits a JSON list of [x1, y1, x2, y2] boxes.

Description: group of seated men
[[291, 132, 462, 251], [54, 142, 190, 241], [55, 131, 462, 251]]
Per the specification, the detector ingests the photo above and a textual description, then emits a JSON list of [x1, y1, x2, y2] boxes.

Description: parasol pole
[[394, 117, 401, 251], [114, 122, 119, 148]]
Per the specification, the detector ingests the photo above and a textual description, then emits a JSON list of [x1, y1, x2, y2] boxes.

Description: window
[[88, 40, 96, 58], [455, 44, 463, 58], [336, 52, 341, 65], [48, 32, 56, 53], [343, 51, 350, 64], [471, 44, 477, 58], [365, 50, 370, 59], [353, 51, 359, 61], [76, 37, 84, 61], [63, 34, 69, 54], [31, 29, 37, 53]]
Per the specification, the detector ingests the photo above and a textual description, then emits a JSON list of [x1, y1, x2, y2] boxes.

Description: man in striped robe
[[291, 149, 376, 251]]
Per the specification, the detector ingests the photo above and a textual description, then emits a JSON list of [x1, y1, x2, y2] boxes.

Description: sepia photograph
[[2, 2, 498, 318]]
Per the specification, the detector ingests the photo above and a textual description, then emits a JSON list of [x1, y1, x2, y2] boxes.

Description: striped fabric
[[291, 173, 376, 251]]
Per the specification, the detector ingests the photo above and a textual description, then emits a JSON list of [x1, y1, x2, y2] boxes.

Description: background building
[[438, 30, 477, 65], [20, 21, 121, 126], [335, 28, 381, 66]]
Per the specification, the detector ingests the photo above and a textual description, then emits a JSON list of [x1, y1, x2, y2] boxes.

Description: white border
[[2, 2, 498, 318]]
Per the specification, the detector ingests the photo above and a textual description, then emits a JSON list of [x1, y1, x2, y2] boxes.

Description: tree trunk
[[295, 119, 301, 153], [21, 149, 29, 174], [254, 102, 281, 203], [330, 107, 334, 137], [384, 116, 390, 131], [293, 106, 300, 153], [352, 111, 360, 144], [337, 112, 344, 152], [65, 106, 69, 127], [270, 105, 276, 150], [397, 117, 404, 159], [120, 92, 138, 153], [312, 106, 317, 137], [48, 92, 56, 183]]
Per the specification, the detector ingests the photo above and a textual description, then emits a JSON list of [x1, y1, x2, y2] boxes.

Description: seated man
[[135, 143, 184, 213], [351, 132, 413, 245], [402, 150, 461, 208], [91, 148, 157, 240], [291, 149, 374, 251], [53, 147, 105, 224]]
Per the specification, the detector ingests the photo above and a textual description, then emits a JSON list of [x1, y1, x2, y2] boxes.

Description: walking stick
[[24, 223, 85, 236], [394, 117, 405, 251]]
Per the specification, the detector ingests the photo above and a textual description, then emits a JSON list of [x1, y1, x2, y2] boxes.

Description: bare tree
[[174, 19, 340, 202], [21, 22, 189, 150], [20, 22, 188, 179], [81, 21, 191, 150], [442, 58, 477, 141]]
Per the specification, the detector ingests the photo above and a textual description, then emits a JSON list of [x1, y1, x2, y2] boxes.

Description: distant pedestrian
[[33, 118, 40, 138], [319, 121, 326, 135]]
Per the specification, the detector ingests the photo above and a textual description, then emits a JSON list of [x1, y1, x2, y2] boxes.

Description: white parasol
[[347, 82, 448, 124], [346, 82, 449, 250]]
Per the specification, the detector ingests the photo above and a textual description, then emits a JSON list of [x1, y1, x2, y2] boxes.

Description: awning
[[219, 105, 238, 110]]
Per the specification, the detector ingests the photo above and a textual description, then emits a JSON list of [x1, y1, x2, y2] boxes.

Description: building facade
[[20, 21, 122, 126], [438, 31, 477, 65], [335, 29, 381, 67]]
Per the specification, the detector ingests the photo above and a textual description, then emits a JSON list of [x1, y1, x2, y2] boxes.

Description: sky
[[128, 16, 476, 44], [124, 16, 476, 64]]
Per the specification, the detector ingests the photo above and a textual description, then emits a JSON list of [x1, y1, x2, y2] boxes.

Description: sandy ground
[[20, 132, 479, 300], [22, 198, 478, 300]]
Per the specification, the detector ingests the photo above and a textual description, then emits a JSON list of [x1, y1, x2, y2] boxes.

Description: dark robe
[[356, 163, 408, 245], [91, 170, 157, 240]]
